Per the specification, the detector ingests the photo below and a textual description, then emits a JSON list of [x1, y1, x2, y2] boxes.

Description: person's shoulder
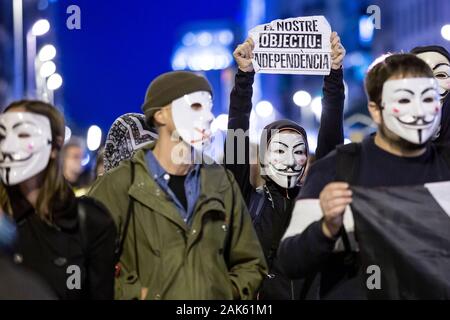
[[299, 149, 338, 199], [202, 162, 231, 182], [433, 142, 450, 164], [77, 196, 117, 235], [308, 148, 338, 177], [78, 196, 110, 215], [433, 142, 450, 153], [90, 155, 137, 194], [200, 163, 241, 195]]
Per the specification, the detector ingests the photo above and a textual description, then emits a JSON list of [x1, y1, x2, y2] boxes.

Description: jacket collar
[[128, 142, 188, 231], [7, 185, 78, 230], [128, 142, 231, 233]]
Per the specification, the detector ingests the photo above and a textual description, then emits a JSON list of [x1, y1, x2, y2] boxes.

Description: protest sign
[[249, 16, 332, 75]]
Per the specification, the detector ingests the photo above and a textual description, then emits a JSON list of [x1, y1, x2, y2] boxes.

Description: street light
[[38, 44, 56, 62], [87, 125, 102, 151], [26, 19, 51, 96], [255, 101, 274, 118], [310, 96, 322, 121], [46, 73, 63, 90], [293, 90, 312, 107], [31, 19, 50, 36], [39, 61, 56, 78], [441, 24, 450, 41]]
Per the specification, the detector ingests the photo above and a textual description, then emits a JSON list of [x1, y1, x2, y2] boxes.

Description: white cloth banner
[[282, 199, 357, 252], [425, 181, 450, 218], [249, 16, 332, 75]]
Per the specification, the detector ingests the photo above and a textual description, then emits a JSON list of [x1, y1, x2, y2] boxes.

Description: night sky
[[51, 0, 241, 134]]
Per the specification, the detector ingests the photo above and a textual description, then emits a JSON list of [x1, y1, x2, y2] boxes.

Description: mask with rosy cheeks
[[262, 131, 307, 189], [0, 112, 52, 185], [416, 51, 450, 100], [171, 91, 214, 150], [381, 77, 441, 145]]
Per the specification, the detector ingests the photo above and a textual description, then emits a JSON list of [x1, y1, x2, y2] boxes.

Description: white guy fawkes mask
[[416, 52, 450, 100], [0, 112, 52, 185], [381, 77, 441, 145], [263, 131, 307, 189], [171, 91, 214, 150]]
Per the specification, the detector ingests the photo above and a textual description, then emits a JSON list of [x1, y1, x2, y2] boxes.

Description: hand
[[140, 287, 148, 300], [330, 31, 346, 70], [319, 182, 352, 238], [233, 38, 255, 72]]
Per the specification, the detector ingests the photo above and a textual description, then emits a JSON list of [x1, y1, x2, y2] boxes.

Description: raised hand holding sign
[[248, 16, 332, 75]]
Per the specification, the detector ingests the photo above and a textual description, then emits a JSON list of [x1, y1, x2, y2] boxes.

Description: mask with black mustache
[[261, 130, 307, 189], [0, 112, 52, 185], [412, 47, 450, 101], [381, 77, 441, 145]]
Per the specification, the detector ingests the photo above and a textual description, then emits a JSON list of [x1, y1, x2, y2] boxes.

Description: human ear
[[368, 101, 382, 125], [153, 109, 166, 127]]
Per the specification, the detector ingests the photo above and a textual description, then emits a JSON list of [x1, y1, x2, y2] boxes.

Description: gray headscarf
[[104, 113, 158, 172]]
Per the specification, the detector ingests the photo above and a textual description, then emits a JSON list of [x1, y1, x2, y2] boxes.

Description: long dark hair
[[0, 100, 70, 222]]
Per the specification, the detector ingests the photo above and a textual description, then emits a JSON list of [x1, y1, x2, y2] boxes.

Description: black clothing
[[168, 174, 188, 211], [0, 253, 56, 300], [300, 136, 450, 198], [225, 68, 345, 299], [279, 136, 450, 299], [7, 186, 117, 300]]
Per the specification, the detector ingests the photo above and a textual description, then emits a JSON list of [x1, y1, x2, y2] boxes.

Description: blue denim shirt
[[145, 150, 201, 225]]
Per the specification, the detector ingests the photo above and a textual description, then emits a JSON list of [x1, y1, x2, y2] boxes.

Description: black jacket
[[0, 253, 56, 300], [225, 69, 345, 299], [8, 187, 117, 300]]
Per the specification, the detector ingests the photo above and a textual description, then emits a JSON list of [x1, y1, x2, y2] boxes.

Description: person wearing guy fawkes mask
[[0, 100, 116, 299], [411, 45, 450, 145], [226, 32, 346, 299], [89, 71, 267, 300], [278, 54, 450, 299]]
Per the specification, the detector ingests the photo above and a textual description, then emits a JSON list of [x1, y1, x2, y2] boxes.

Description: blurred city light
[[46, 73, 62, 90], [38, 44, 56, 61], [197, 32, 213, 46], [64, 126, 72, 143], [172, 47, 232, 71], [293, 90, 312, 107], [306, 131, 317, 153], [81, 154, 90, 167], [172, 29, 234, 71], [310, 96, 322, 121], [441, 24, 450, 41], [31, 19, 50, 36], [359, 16, 374, 44], [182, 32, 196, 46], [87, 125, 102, 151], [217, 30, 234, 45], [255, 100, 274, 118], [39, 60, 56, 78], [211, 114, 229, 133]]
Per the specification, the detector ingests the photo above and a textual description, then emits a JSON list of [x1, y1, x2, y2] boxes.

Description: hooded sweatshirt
[[225, 68, 344, 299], [410, 45, 450, 145]]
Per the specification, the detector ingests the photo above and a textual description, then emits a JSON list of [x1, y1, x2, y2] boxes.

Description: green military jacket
[[88, 143, 267, 300]]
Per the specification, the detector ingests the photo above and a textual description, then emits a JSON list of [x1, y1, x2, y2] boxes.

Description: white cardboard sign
[[249, 16, 332, 75]]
